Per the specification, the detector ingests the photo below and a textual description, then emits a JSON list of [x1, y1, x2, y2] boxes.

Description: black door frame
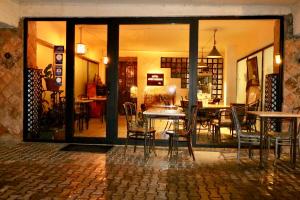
[[23, 16, 284, 147]]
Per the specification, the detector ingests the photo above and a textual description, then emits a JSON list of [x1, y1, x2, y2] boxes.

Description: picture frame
[[247, 56, 259, 86]]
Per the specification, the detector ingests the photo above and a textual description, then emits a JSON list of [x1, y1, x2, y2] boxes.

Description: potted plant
[[43, 64, 60, 91]]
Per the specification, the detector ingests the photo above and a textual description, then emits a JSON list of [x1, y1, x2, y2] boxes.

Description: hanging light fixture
[[198, 47, 207, 68], [76, 26, 87, 54], [207, 29, 222, 58]]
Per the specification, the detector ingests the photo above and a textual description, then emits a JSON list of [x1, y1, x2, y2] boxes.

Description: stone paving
[[0, 142, 300, 200]]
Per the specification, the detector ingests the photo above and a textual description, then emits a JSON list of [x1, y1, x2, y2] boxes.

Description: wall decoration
[[147, 73, 164, 86], [246, 56, 259, 87]]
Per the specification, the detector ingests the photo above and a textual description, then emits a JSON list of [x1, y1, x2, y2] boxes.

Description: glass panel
[[118, 24, 190, 140], [73, 25, 108, 138], [26, 21, 66, 141]]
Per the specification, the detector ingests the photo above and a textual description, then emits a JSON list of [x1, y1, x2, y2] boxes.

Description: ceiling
[[16, 0, 299, 6], [74, 19, 275, 57]]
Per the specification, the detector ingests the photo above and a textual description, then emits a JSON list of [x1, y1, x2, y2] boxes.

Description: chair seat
[[268, 131, 290, 139], [129, 126, 156, 134], [165, 129, 188, 137], [240, 131, 261, 138]]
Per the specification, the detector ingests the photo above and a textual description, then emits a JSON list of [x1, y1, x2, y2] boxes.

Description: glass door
[[73, 24, 108, 139], [117, 24, 190, 143]]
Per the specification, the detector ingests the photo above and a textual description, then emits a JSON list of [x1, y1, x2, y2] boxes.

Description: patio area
[[0, 141, 299, 199]]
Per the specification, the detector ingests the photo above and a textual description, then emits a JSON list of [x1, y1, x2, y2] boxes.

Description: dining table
[[89, 96, 107, 122], [143, 106, 185, 158], [247, 111, 300, 168]]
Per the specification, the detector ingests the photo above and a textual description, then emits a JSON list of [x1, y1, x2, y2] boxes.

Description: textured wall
[[283, 38, 300, 112], [0, 26, 23, 141]]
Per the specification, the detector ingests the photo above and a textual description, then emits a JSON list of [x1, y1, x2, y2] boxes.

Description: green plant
[[43, 64, 53, 78]]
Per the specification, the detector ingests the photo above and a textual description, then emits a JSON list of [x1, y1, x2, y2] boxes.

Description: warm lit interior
[[27, 19, 277, 144]]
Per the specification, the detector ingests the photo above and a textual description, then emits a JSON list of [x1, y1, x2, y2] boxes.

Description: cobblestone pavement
[[0, 142, 300, 200]]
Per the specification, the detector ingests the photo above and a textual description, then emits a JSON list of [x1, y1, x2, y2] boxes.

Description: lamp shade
[[207, 29, 222, 58], [207, 46, 222, 58], [76, 43, 86, 54]]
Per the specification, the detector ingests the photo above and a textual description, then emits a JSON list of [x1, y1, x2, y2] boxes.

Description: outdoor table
[[247, 111, 300, 168], [143, 107, 185, 159]]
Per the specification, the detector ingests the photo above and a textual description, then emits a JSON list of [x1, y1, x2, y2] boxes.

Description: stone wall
[[283, 38, 300, 112], [0, 26, 23, 141]]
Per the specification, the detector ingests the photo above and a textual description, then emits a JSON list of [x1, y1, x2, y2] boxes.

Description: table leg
[[260, 117, 265, 168], [292, 117, 297, 168]]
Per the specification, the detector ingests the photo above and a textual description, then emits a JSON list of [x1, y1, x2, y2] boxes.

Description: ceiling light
[[76, 27, 86, 54], [198, 47, 207, 68], [207, 29, 222, 58]]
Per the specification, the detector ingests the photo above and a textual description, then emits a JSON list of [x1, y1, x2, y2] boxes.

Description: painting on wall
[[247, 56, 259, 87]]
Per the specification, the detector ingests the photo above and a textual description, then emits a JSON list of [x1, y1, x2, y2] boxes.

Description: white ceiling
[[16, 0, 299, 6]]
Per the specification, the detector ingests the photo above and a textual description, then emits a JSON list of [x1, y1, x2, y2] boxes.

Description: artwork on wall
[[147, 73, 164, 86], [246, 56, 259, 87]]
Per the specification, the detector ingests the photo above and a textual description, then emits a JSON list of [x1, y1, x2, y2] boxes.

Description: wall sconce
[[275, 53, 282, 64], [103, 56, 109, 64], [130, 86, 138, 98], [76, 27, 87, 55]]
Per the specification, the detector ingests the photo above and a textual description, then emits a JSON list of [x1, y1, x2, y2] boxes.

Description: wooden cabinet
[[118, 57, 137, 114]]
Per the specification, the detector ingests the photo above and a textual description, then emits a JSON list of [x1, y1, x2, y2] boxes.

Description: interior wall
[[35, 21, 66, 99], [119, 50, 189, 110], [224, 45, 238, 105]]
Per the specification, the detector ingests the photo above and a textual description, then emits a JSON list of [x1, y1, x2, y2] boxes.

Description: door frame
[[23, 16, 284, 147]]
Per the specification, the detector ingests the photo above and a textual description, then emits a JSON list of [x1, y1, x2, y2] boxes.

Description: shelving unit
[[160, 57, 223, 99]]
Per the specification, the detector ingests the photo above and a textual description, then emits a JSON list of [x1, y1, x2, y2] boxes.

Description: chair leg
[[187, 139, 195, 161], [168, 135, 173, 156], [237, 141, 241, 161], [124, 134, 129, 154]]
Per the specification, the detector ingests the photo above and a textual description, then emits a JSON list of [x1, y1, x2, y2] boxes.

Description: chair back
[[231, 106, 242, 139], [230, 103, 246, 123], [246, 100, 259, 124], [186, 105, 199, 134], [123, 102, 138, 130], [180, 100, 189, 114]]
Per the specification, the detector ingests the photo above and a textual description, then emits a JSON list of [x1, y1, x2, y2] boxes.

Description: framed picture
[[247, 57, 259, 86]]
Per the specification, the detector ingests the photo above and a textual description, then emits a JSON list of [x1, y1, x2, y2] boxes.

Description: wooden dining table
[[247, 111, 300, 168], [143, 107, 185, 158]]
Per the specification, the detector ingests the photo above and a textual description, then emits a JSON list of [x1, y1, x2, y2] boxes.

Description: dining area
[[121, 98, 300, 169]]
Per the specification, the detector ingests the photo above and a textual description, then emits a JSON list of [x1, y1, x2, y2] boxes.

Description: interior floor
[[73, 116, 236, 145]]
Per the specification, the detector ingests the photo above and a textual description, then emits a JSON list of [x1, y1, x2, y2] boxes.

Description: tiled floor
[[0, 141, 299, 199]]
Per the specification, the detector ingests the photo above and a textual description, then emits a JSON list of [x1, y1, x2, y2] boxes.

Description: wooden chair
[[165, 105, 198, 161], [123, 102, 156, 153]]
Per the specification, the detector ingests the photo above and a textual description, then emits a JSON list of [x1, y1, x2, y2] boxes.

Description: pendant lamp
[[76, 27, 87, 55], [198, 47, 207, 68], [207, 29, 222, 58]]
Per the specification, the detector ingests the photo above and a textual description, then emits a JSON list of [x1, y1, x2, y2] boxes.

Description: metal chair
[[123, 102, 156, 153], [231, 106, 261, 161], [244, 100, 260, 132], [269, 106, 300, 164], [165, 105, 198, 161]]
